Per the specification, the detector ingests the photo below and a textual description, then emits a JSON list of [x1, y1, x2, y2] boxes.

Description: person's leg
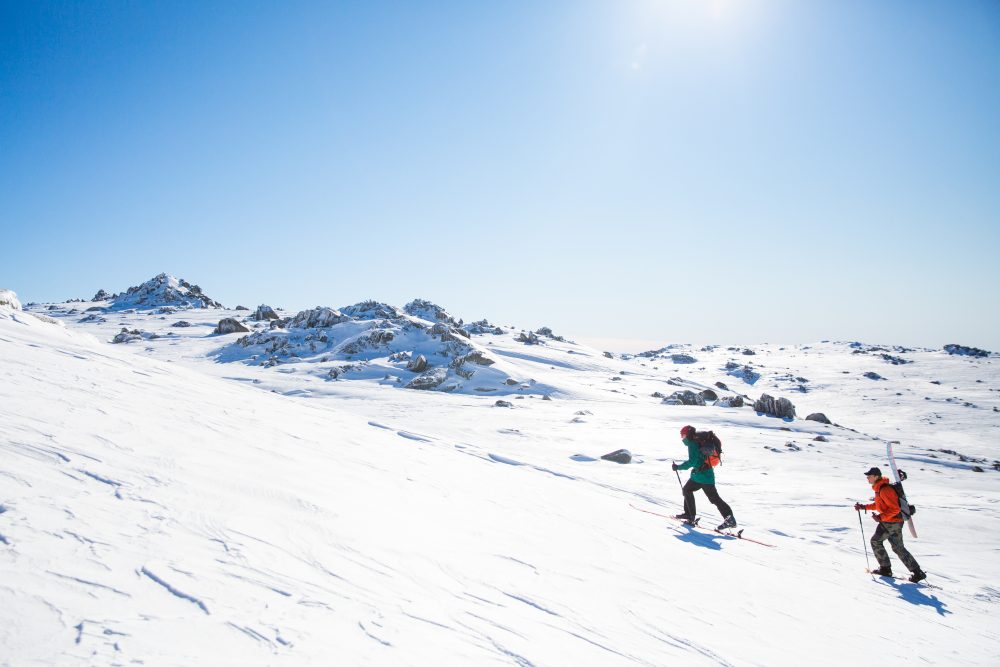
[[885, 522, 922, 573], [870, 523, 892, 571], [682, 479, 702, 520], [702, 484, 734, 519]]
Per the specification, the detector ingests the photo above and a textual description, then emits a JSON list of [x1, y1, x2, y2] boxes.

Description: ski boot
[[872, 566, 893, 577], [909, 570, 927, 583], [717, 515, 737, 531]]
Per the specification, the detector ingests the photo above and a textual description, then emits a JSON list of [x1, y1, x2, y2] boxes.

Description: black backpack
[[891, 470, 916, 519], [695, 430, 722, 467]]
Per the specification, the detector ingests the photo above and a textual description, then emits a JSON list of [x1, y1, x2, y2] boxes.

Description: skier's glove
[[871, 513, 881, 522], [854, 502, 865, 511], [671, 463, 679, 471]]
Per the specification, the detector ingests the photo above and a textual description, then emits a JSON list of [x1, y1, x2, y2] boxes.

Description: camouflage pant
[[872, 521, 921, 573]]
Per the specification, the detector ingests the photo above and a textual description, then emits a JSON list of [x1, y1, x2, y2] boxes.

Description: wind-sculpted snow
[[4, 292, 1000, 665], [108, 273, 224, 310]]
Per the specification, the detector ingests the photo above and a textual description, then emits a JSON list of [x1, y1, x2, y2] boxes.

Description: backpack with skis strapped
[[887, 441, 918, 537]]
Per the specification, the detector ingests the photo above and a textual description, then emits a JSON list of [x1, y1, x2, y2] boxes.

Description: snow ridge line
[[140, 566, 210, 614]]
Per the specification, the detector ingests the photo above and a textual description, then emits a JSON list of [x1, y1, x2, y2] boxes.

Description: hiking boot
[[717, 515, 737, 530], [872, 566, 893, 577], [672, 513, 690, 521], [909, 570, 927, 583]]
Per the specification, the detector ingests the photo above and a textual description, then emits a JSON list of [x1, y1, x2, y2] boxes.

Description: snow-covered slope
[[4, 278, 1000, 665]]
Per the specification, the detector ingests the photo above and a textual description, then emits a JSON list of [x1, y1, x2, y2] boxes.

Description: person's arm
[[675, 438, 697, 470]]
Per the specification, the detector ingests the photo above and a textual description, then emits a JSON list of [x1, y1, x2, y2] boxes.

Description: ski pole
[[673, 462, 683, 491], [857, 509, 872, 572]]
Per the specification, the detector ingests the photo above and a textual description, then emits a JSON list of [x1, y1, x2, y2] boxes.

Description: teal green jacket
[[676, 436, 715, 485]]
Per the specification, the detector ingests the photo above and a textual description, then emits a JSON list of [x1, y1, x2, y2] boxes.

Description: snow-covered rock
[[404, 299, 458, 325], [252, 304, 280, 321], [753, 393, 796, 419], [110, 273, 224, 310], [944, 343, 991, 358], [214, 318, 250, 335], [0, 289, 22, 310]]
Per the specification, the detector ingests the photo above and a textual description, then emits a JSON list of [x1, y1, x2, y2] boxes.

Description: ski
[[867, 570, 940, 589], [629, 503, 776, 547], [886, 441, 918, 538]]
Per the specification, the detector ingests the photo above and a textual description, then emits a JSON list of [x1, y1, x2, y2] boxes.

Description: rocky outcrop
[[406, 368, 448, 390], [112, 328, 158, 344], [672, 354, 697, 364], [753, 394, 796, 419], [806, 413, 831, 424], [463, 319, 503, 335], [944, 344, 990, 358], [289, 307, 348, 329], [92, 289, 113, 301], [407, 355, 428, 372], [404, 299, 458, 325], [515, 330, 542, 345], [111, 274, 224, 310], [0, 289, 22, 310], [535, 327, 565, 342], [716, 395, 744, 408], [214, 318, 250, 334], [725, 362, 760, 385], [252, 305, 280, 321], [339, 300, 404, 321], [662, 390, 705, 406]]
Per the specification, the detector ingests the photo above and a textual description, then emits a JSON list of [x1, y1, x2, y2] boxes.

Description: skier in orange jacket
[[854, 467, 926, 583]]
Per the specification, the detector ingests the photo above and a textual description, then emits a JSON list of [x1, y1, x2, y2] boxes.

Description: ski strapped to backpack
[[886, 440, 918, 538], [694, 430, 722, 468]]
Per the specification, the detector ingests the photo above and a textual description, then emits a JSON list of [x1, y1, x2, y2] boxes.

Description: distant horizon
[[4, 2, 998, 353], [7, 272, 993, 354]]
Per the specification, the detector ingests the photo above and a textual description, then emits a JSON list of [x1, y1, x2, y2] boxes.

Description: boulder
[[805, 413, 831, 424], [92, 289, 113, 301], [214, 318, 251, 334], [699, 389, 718, 402], [716, 395, 744, 408], [515, 330, 542, 345], [600, 449, 632, 464], [172, 320, 192, 328], [671, 354, 698, 364], [494, 400, 513, 408], [407, 355, 428, 373], [252, 304, 280, 321], [753, 393, 796, 419], [863, 372, 884, 381]]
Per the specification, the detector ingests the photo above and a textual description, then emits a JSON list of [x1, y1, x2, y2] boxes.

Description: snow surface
[[3, 276, 1000, 665]]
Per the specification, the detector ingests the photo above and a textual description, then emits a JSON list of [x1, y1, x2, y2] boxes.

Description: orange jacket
[[863, 477, 902, 523]]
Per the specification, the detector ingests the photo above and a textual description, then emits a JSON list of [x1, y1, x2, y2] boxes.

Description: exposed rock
[[112, 328, 157, 344], [813, 435, 828, 442], [172, 320, 192, 328], [84, 306, 105, 312], [600, 449, 632, 464], [407, 355, 428, 372], [92, 289, 113, 301], [515, 330, 542, 345], [944, 344, 990, 358], [78, 314, 106, 323], [652, 391, 666, 399], [603, 351, 614, 359], [214, 318, 251, 335], [806, 413, 831, 424], [672, 354, 697, 364], [753, 393, 796, 419], [715, 381, 729, 391], [504, 378, 519, 386], [157, 306, 177, 314], [663, 390, 705, 406], [463, 319, 504, 335], [535, 327, 565, 342], [339, 300, 404, 321], [494, 400, 513, 408], [699, 389, 718, 402], [725, 362, 760, 385], [251, 304, 279, 321], [863, 372, 884, 381], [289, 307, 349, 329], [0, 289, 22, 310], [742, 348, 756, 355], [716, 395, 744, 408], [404, 299, 458, 325], [406, 368, 448, 390]]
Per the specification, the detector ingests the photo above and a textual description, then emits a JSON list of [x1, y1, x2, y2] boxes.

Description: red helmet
[[680, 425, 695, 438]]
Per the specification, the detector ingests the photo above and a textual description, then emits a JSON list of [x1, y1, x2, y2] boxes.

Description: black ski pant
[[872, 521, 921, 573], [682, 479, 733, 520]]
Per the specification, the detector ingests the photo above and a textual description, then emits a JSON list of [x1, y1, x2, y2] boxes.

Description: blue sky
[[2, 1, 998, 351]]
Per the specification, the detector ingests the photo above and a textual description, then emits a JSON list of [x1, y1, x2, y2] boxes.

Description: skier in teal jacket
[[672, 425, 736, 530]]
